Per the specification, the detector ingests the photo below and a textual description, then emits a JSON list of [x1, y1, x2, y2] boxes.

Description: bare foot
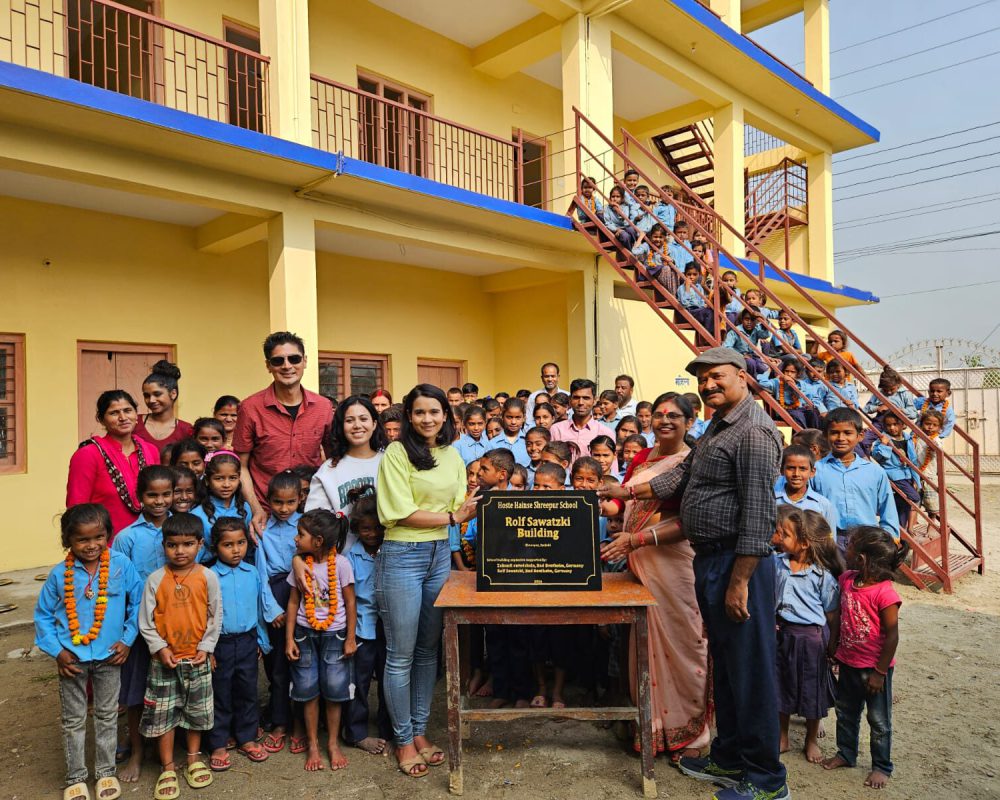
[[304, 744, 325, 771], [328, 743, 348, 770], [864, 770, 890, 789], [803, 740, 824, 763], [467, 669, 485, 696], [354, 736, 386, 755], [474, 677, 494, 698], [817, 720, 826, 738], [119, 751, 142, 783], [823, 754, 850, 771], [779, 733, 789, 754], [514, 699, 530, 709], [488, 697, 509, 709]]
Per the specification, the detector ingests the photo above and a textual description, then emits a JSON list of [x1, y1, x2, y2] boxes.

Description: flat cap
[[685, 347, 747, 376]]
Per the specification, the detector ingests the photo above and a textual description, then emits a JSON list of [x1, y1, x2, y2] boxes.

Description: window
[[319, 353, 390, 404], [223, 21, 265, 133], [0, 335, 25, 474], [357, 73, 430, 177]]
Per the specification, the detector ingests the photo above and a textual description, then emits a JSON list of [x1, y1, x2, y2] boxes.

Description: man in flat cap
[[601, 347, 788, 800]]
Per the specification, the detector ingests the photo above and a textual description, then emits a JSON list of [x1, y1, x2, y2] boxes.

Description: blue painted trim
[[0, 61, 574, 230], [669, 0, 880, 143], [717, 253, 879, 303]]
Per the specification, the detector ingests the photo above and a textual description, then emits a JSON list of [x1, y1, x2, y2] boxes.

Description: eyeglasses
[[268, 354, 304, 367], [652, 412, 686, 422]]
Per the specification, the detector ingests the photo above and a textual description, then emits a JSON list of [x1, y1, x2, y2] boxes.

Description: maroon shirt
[[134, 417, 194, 455], [231, 384, 333, 506]]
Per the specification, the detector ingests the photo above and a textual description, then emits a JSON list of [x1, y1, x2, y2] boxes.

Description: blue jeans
[[834, 664, 894, 776], [375, 539, 451, 745], [692, 543, 787, 792]]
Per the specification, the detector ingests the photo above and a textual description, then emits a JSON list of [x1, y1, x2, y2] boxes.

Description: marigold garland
[[777, 376, 801, 410], [302, 553, 338, 631], [65, 550, 110, 646]]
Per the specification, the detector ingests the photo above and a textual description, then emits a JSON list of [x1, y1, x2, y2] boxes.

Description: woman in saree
[[601, 392, 711, 760]]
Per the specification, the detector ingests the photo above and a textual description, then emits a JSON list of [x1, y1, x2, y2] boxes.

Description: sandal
[[237, 742, 269, 763], [529, 695, 548, 708], [418, 745, 445, 766], [153, 770, 179, 800], [184, 761, 213, 789], [209, 753, 231, 772], [95, 776, 121, 800], [63, 783, 90, 800], [0, 577, 13, 586], [262, 731, 286, 753], [398, 754, 429, 778], [289, 736, 307, 754], [114, 744, 131, 764], [0, 603, 16, 614]]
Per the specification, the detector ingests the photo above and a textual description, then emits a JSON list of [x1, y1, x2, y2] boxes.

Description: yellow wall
[[491, 282, 570, 393], [0, 196, 272, 571], [163, 0, 260, 39], [308, 1, 564, 155]]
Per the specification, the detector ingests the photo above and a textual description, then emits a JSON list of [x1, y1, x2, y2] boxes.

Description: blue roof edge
[[669, 0, 881, 144], [0, 61, 574, 230], [716, 254, 879, 303]]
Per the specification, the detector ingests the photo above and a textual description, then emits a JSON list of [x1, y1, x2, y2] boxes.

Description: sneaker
[[713, 780, 791, 800], [677, 755, 743, 788]]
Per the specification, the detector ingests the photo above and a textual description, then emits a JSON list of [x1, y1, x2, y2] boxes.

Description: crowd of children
[[36, 350, 956, 798]]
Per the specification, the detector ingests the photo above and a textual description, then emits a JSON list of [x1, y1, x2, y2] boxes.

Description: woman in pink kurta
[[604, 392, 711, 759], [66, 390, 161, 536]]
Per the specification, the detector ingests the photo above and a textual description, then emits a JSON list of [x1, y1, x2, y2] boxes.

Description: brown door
[[417, 359, 464, 391], [78, 343, 172, 441], [223, 22, 265, 132]]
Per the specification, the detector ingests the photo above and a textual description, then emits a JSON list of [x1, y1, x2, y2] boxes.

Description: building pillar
[[267, 212, 319, 390], [559, 13, 614, 201], [710, 0, 741, 32], [565, 264, 599, 381], [259, 0, 312, 145], [806, 150, 834, 281], [803, 0, 831, 94], [712, 102, 746, 254]]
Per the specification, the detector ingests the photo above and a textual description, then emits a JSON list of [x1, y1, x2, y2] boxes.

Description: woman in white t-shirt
[[306, 394, 388, 551]]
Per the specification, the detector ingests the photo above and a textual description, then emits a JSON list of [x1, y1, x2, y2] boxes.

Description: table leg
[[634, 607, 657, 798], [445, 615, 464, 795]]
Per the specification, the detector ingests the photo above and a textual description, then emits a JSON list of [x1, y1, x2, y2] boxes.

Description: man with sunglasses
[[232, 331, 333, 535]]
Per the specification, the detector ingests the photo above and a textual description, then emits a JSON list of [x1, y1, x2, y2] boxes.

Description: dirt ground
[[2, 488, 999, 800]]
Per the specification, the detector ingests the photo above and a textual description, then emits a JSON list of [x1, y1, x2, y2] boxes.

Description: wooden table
[[435, 571, 659, 797]]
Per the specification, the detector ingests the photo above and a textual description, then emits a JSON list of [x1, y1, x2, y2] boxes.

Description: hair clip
[[335, 511, 346, 520], [204, 449, 239, 462]]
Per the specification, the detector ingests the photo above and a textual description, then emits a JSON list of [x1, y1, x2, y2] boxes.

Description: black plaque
[[476, 491, 602, 592]]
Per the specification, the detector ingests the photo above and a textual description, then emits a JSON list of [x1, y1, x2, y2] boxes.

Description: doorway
[[417, 359, 465, 391], [77, 342, 173, 441], [223, 21, 265, 132], [67, 0, 156, 101], [515, 130, 548, 209]]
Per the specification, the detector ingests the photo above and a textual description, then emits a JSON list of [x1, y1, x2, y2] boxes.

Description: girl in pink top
[[66, 390, 161, 537], [133, 361, 194, 454], [823, 527, 907, 789]]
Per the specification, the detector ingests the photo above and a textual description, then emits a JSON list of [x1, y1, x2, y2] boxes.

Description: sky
[[751, 0, 1000, 368]]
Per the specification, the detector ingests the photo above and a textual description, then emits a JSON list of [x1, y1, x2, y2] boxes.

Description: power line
[[837, 223, 1000, 256], [885, 247, 1000, 255], [836, 134, 1000, 175], [836, 148, 1000, 189], [839, 49, 1000, 98], [835, 191, 1000, 226], [834, 26, 1000, 79], [876, 277, 1000, 299], [836, 229, 1000, 260], [981, 319, 1000, 344], [835, 120, 1000, 162], [836, 162, 1000, 201], [830, 0, 996, 54], [837, 198, 1000, 231]]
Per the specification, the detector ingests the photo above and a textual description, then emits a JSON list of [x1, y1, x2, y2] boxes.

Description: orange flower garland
[[778, 376, 801, 410], [64, 550, 110, 646], [302, 553, 338, 631]]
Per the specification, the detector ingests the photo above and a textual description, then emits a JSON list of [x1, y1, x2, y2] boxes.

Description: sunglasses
[[268, 354, 304, 367]]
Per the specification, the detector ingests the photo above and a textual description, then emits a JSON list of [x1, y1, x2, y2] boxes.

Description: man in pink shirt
[[232, 332, 332, 533], [549, 378, 615, 464]]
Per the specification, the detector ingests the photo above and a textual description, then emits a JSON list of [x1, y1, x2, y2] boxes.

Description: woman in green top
[[376, 384, 479, 778]]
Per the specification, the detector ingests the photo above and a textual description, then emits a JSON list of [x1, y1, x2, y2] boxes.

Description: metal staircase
[[651, 121, 715, 204], [570, 108, 984, 593]]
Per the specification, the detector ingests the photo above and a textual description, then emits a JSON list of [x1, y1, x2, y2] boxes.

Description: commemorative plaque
[[476, 490, 602, 592]]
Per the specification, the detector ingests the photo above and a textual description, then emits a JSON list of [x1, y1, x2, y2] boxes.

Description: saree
[[625, 447, 712, 752]]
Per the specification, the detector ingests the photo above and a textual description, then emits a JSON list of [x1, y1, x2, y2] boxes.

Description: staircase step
[[674, 152, 711, 166], [913, 554, 982, 585], [683, 163, 713, 175], [688, 178, 714, 189], [667, 138, 699, 150]]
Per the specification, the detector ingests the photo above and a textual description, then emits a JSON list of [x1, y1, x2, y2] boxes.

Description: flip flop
[[0, 578, 13, 587], [0, 604, 16, 614], [289, 736, 307, 754], [209, 753, 231, 772], [262, 731, 286, 753], [114, 744, 131, 764], [529, 695, 549, 708], [184, 761, 213, 789], [95, 776, 121, 800], [153, 770, 178, 800], [398, 754, 429, 778], [63, 783, 90, 800], [418, 745, 445, 766], [237, 742, 269, 762], [34, 574, 48, 581]]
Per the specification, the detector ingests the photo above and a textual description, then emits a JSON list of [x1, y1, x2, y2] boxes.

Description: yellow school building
[[1, 0, 881, 570]]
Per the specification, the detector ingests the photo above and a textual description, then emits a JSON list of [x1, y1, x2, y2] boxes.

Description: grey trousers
[[59, 659, 121, 785]]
